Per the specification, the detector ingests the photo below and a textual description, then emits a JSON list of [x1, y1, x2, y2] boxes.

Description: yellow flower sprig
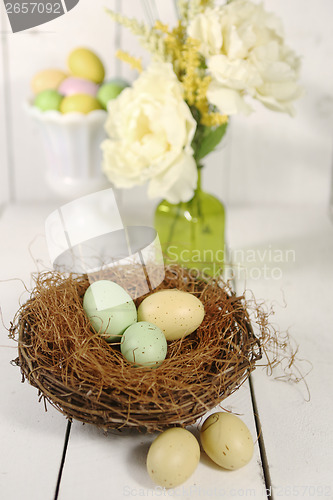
[[106, 9, 167, 61], [154, 20, 185, 73], [108, 6, 228, 128], [199, 0, 215, 8], [116, 50, 143, 73], [178, 37, 202, 105], [153, 23, 227, 127], [178, 0, 214, 23]]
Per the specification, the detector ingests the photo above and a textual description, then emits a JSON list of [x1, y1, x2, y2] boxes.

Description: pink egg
[[58, 77, 99, 97]]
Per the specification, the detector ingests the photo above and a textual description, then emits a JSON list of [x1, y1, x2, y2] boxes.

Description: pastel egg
[[137, 289, 205, 341], [68, 47, 105, 84], [121, 322, 167, 368], [60, 94, 103, 114], [97, 79, 129, 109], [31, 69, 67, 95], [147, 428, 200, 488], [34, 90, 63, 111], [83, 280, 137, 342], [200, 412, 254, 470], [59, 77, 99, 97]]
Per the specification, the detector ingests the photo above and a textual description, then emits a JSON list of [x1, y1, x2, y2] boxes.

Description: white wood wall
[[0, 0, 333, 207]]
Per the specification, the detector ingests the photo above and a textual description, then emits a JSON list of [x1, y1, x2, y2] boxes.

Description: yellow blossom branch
[[154, 20, 169, 34], [109, 7, 228, 129], [200, 0, 214, 8], [116, 50, 143, 73]]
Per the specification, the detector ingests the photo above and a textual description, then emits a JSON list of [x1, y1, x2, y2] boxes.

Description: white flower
[[249, 41, 303, 115], [187, 8, 222, 59], [207, 55, 261, 115], [101, 62, 197, 203], [188, 0, 302, 116]]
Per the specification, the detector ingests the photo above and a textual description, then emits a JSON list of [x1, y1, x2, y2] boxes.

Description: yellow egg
[[137, 289, 204, 341], [68, 47, 105, 84], [200, 412, 254, 470], [31, 69, 67, 95], [147, 428, 200, 488], [60, 94, 103, 114]]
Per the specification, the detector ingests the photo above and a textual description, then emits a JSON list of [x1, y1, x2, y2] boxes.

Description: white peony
[[187, 7, 222, 59], [249, 41, 303, 115], [188, 0, 302, 116], [207, 55, 261, 115], [101, 62, 197, 203]]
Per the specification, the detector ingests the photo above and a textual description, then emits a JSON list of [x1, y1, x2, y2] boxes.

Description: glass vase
[[154, 170, 225, 276]]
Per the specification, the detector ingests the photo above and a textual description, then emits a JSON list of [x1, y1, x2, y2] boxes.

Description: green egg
[[97, 79, 129, 109], [121, 322, 167, 368], [34, 89, 63, 111], [83, 280, 137, 342], [60, 94, 103, 114]]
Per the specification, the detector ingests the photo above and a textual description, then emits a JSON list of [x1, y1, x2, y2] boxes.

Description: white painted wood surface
[[228, 205, 333, 498], [58, 382, 265, 500], [0, 203, 69, 500]]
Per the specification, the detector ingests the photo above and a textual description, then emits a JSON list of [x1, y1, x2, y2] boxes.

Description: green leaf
[[194, 123, 228, 162]]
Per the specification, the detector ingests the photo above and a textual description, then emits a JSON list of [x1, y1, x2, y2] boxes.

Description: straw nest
[[10, 265, 263, 432]]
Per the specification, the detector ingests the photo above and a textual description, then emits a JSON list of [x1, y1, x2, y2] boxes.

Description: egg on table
[[60, 94, 103, 114], [137, 289, 205, 341], [121, 322, 167, 368], [200, 412, 254, 470], [147, 428, 200, 488], [83, 280, 137, 342], [68, 47, 105, 84], [59, 76, 99, 97], [31, 69, 67, 95]]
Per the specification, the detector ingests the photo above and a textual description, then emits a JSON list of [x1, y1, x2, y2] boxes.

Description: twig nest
[[11, 265, 262, 432]]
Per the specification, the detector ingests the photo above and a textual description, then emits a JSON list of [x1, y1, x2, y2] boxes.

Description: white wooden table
[[1, 202, 332, 500]]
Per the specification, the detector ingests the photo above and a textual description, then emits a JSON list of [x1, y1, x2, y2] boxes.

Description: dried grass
[[9, 265, 276, 432]]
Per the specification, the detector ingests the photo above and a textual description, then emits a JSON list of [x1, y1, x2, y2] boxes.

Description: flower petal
[[148, 154, 198, 204]]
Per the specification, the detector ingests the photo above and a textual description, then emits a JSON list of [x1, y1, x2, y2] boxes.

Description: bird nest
[[10, 264, 264, 433]]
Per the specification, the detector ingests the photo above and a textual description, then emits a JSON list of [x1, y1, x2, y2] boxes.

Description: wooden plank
[[58, 381, 267, 500], [228, 205, 333, 497], [0, 203, 70, 500]]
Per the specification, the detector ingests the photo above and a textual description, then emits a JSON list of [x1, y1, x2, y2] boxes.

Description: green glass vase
[[154, 170, 225, 276]]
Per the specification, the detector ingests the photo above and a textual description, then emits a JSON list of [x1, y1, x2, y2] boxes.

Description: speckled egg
[[59, 76, 99, 97], [68, 47, 105, 84], [121, 322, 167, 368], [31, 69, 67, 95], [60, 94, 103, 114], [147, 428, 200, 488], [83, 280, 137, 342], [200, 412, 254, 470], [137, 289, 205, 341]]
